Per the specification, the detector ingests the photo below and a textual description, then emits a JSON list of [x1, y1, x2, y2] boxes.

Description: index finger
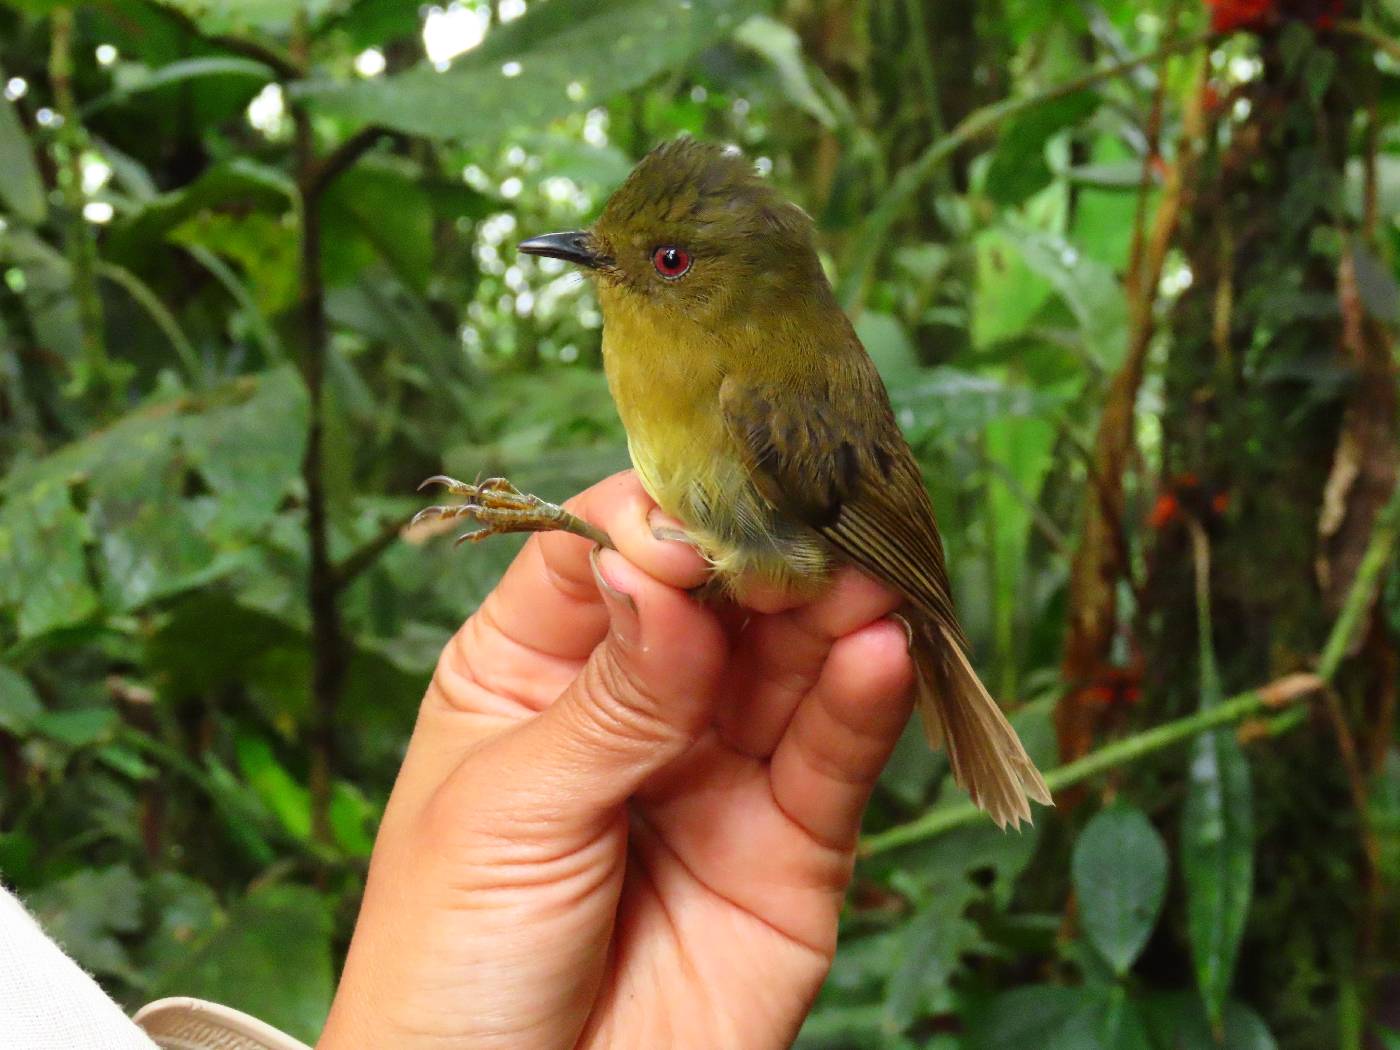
[[477, 471, 709, 664]]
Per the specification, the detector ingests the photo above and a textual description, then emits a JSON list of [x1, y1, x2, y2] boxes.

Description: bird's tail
[[911, 619, 1052, 829]]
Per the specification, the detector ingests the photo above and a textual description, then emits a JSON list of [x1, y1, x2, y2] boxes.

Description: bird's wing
[[718, 359, 967, 647]]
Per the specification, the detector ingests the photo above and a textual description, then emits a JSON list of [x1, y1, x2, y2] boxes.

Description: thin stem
[[1334, 18, 1400, 65], [96, 261, 201, 383], [305, 125, 399, 200], [332, 512, 415, 592], [862, 677, 1320, 854], [1186, 516, 1222, 705], [1319, 477, 1400, 678], [132, 0, 303, 79], [294, 98, 345, 847], [50, 8, 112, 406]]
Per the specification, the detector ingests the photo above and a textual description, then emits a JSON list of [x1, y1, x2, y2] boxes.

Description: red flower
[[1149, 492, 1181, 530], [1205, 0, 1345, 33], [1206, 0, 1275, 33]]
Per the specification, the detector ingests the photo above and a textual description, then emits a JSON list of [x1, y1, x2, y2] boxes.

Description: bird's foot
[[413, 475, 614, 549]]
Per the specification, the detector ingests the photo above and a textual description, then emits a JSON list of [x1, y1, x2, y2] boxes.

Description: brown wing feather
[[718, 356, 964, 645], [719, 345, 1050, 829]]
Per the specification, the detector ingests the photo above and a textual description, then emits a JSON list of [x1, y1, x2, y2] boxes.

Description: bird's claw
[[412, 474, 615, 549]]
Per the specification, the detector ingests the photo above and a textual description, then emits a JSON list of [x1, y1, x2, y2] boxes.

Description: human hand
[[317, 471, 914, 1050]]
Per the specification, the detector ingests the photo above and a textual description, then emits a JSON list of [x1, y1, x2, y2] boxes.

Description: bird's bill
[[517, 230, 602, 269]]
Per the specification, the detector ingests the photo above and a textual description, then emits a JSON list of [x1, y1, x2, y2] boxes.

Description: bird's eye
[[651, 246, 692, 280]]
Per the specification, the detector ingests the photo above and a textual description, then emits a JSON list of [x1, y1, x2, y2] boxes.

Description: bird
[[417, 138, 1050, 828]]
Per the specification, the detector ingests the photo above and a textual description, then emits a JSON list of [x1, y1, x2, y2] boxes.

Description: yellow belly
[[600, 311, 831, 598]]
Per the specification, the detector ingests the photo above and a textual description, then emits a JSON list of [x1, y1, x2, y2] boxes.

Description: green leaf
[[882, 884, 982, 1031], [966, 985, 1084, 1050], [32, 706, 119, 747], [147, 883, 333, 1043], [136, 873, 222, 983], [0, 62, 46, 224], [1072, 804, 1169, 975], [329, 780, 377, 857], [1349, 242, 1400, 324], [153, 0, 337, 35], [1059, 160, 1146, 190], [0, 665, 42, 734], [984, 90, 1099, 206], [1053, 986, 1152, 1050], [733, 14, 839, 128], [1141, 992, 1277, 1050], [0, 369, 307, 629], [295, 0, 764, 140], [181, 366, 309, 528], [972, 227, 1053, 349], [84, 56, 273, 117], [30, 865, 143, 980], [1182, 726, 1254, 1025], [891, 367, 1067, 443], [109, 157, 295, 264], [1371, 747, 1400, 888], [0, 472, 101, 639], [235, 735, 313, 842], [983, 414, 1055, 695], [321, 160, 434, 292], [1016, 228, 1129, 367], [0, 230, 84, 364], [855, 312, 920, 390], [1181, 524, 1254, 1026]]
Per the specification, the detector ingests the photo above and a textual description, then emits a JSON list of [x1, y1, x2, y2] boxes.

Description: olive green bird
[[418, 138, 1051, 828]]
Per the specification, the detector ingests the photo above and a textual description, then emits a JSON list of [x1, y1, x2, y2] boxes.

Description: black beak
[[518, 230, 601, 269]]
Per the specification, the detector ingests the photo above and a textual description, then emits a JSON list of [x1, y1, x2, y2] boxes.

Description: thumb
[[490, 547, 728, 822]]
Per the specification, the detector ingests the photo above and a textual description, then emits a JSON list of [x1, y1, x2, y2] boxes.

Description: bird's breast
[[600, 314, 832, 596]]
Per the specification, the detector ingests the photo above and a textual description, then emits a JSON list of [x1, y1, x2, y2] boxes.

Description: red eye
[[652, 246, 692, 279]]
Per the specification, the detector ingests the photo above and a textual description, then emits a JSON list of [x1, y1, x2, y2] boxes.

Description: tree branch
[[305, 125, 401, 201], [131, 0, 304, 80], [331, 513, 415, 593], [292, 99, 345, 847]]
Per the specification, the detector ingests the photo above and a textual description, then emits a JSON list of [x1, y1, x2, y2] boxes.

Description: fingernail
[[891, 612, 915, 651], [590, 546, 639, 646], [648, 508, 692, 545]]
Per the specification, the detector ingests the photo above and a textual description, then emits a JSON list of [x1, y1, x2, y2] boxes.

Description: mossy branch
[[861, 477, 1400, 857]]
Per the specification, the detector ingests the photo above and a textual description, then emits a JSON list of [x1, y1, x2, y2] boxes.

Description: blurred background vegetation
[[1, 0, 1399, 1046]]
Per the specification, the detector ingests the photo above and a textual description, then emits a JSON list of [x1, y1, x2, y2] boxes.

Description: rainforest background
[[1, 0, 1399, 1046]]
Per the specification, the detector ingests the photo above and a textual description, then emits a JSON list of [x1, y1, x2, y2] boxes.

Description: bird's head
[[518, 138, 830, 331]]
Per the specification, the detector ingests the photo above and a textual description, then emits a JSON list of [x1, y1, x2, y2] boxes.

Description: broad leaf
[[0, 472, 100, 638], [984, 90, 1099, 206], [30, 865, 144, 980], [1181, 525, 1254, 1027], [109, 157, 295, 263], [1182, 727, 1253, 1023], [295, 0, 764, 140], [85, 56, 272, 117], [0, 61, 45, 224], [733, 14, 840, 129], [236, 735, 313, 842], [1072, 803, 1168, 975], [147, 883, 333, 1042], [0, 664, 42, 734], [1017, 228, 1129, 368]]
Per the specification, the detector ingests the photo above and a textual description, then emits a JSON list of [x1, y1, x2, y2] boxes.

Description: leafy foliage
[[0, 0, 1397, 1047]]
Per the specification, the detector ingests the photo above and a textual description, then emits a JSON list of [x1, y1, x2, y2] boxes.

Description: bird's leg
[[414, 475, 614, 549]]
